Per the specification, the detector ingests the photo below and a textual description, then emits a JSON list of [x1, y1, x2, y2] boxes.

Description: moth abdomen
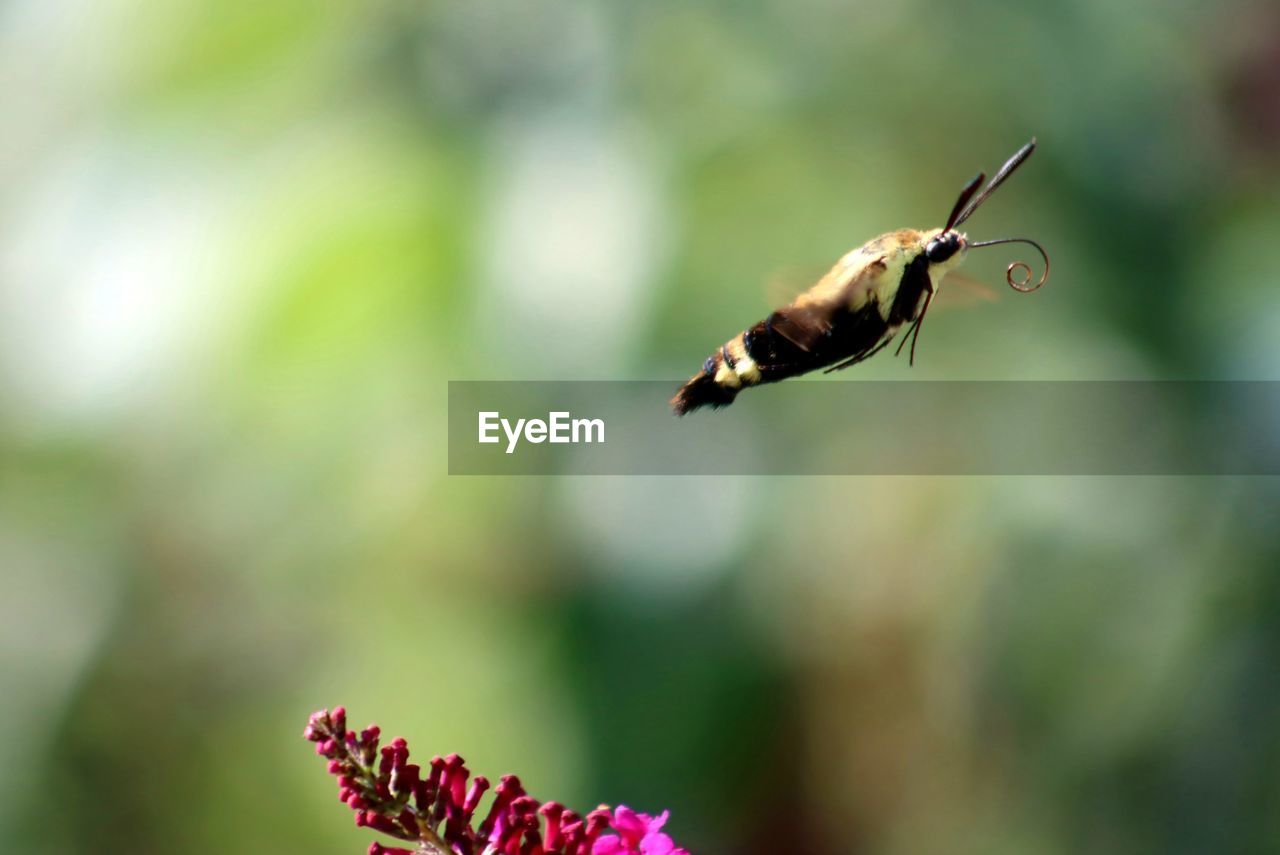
[[669, 368, 739, 416], [670, 306, 882, 415], [670, 331, 757, 416]]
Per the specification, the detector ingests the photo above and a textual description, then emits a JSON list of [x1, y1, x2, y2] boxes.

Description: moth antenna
[[944, 172, 985, 233], [953, 138, 1037, 228], [968, 236, 1050, 293]]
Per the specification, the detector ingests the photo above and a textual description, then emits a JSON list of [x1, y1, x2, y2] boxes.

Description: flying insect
[[671, 139, 1050, 415]]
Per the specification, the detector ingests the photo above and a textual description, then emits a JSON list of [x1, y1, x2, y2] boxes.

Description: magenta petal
[[592, 835, 625, 855], [640, 832, 675, 855], [612, 806, 646, 844]]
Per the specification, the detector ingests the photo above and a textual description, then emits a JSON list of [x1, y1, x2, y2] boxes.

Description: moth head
[[924, 229, 966, 266], [934, 138, 1049, 293]]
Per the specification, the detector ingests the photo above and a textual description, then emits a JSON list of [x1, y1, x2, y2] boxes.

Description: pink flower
[[592, 806, 691, 855], [304, 707, 692, 855]]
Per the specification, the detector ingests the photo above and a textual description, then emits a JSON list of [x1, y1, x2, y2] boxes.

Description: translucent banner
[[446, 381, 1280, 475]]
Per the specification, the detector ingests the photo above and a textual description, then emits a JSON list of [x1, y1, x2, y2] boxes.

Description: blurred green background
[[2, 1, 1279, 853]]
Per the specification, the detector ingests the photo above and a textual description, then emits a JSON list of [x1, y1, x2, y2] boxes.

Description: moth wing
[[768, 305, 833, 352], [762, 262, 828, 309], [936, 269, 1000, 310], [769, 252, 890, 352]]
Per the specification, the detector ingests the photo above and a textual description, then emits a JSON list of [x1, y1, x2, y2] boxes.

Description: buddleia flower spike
[[304, 707, 692, 855]]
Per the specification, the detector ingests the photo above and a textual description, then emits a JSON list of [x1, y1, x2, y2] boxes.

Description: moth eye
[[926, 236, 957, 263]]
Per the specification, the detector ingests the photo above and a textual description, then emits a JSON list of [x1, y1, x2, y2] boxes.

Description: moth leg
[[822, 335, 894, 374], [892, 290, 933, 366]]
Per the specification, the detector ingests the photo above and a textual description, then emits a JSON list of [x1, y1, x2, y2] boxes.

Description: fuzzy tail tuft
[[670, 372, 739, 415]]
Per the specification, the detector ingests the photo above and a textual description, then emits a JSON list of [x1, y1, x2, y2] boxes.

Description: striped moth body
[[671, 140, 1048, 416]]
